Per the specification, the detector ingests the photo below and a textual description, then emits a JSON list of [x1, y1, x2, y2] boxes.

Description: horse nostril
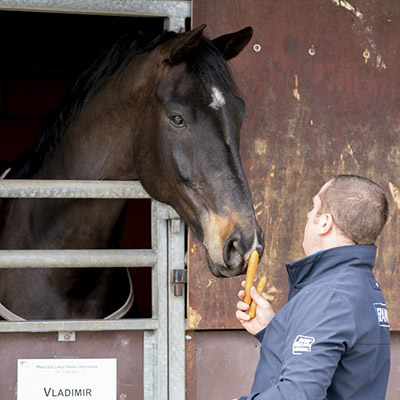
[[256, 228, 265, 259], [223, 234, 243, 269], [255, 243, 264, 260]]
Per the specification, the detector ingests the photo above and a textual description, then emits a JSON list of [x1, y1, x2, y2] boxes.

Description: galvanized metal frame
[[167, 217, 186, 400], [0, 0, 191, 32], [0, 179, 186, 399]]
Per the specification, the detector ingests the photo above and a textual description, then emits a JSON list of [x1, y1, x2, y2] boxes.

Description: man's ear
[[318, 213, 333, 235]]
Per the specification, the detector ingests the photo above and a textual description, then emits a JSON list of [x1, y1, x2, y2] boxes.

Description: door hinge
[[172, 269, 187, 296]]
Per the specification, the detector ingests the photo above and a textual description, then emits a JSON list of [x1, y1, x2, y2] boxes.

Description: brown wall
[[188, 1, 400, 398], [190, 0, 400, 330], [186, 330, 400, 400]]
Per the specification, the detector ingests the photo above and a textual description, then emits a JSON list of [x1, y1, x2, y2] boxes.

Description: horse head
[[132, 25, 264, 277]]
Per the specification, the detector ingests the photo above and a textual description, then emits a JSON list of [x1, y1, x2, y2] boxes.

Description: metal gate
[[0, 179, 186, 400]]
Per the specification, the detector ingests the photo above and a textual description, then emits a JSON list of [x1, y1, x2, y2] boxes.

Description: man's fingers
[[236, 309, 250, 322], [250, 286, 270, 309], [237, 300, 249, 311]]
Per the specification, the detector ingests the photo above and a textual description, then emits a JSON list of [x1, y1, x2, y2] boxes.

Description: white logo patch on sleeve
[[373, 303, 390, 328], [292, 335, 315, 355]]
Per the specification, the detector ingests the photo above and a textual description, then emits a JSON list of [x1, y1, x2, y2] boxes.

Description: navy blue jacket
[[239, 245, 390, 400]]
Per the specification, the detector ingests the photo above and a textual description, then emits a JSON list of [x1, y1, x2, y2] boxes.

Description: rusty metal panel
[[185, 330, 259, 400], [189, 0, 400, 329], [388, 332, 400, 396], [0, 331, 143, 399], [185, 331, 400, 400]]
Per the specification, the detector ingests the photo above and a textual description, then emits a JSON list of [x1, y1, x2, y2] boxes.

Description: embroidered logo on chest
[[373, 303, 390, 328], [292, 335, 315, 355]]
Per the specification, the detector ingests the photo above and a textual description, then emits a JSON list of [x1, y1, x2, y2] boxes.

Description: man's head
[[302, 175, 389, 256]]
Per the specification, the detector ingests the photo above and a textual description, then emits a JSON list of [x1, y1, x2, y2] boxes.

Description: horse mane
[[11, 30, 236, 178]]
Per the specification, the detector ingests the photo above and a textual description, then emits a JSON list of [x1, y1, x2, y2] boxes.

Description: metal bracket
[[170, 219, 181, 234], [172, 269, 187, 296], [58, 331, 76, 342], [168, 208, 182, 234]]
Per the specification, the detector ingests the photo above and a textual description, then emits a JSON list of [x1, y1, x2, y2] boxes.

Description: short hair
[[318, 175, 389, 245]]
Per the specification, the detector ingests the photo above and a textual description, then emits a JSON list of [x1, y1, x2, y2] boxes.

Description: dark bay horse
[[0, 25, 264, 320]]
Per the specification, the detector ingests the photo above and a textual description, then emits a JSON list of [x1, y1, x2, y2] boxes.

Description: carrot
[[248, 276, 267, 319], [244, 249, 259, 305]]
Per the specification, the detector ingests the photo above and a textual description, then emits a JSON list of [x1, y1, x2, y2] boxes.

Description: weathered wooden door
[[188, 1, 400, 398], [189, 0, 400, 331]]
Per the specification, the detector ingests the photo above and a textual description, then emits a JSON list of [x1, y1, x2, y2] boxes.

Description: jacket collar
[[285, 245, 377, 299]]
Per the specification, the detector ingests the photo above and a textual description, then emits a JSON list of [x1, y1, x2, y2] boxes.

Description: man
[[235, 175, 390, 400]]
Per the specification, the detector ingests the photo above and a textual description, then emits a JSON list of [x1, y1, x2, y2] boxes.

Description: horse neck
[[37, 51, 160, 182], [37, 99, 138, 181], [43, 51, 162, 182], [9, 68, 153, 249]]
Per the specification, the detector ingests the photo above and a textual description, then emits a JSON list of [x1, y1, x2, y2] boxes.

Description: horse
[[0, 24, 264, 320]]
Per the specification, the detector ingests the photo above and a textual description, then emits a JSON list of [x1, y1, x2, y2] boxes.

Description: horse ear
[[167, 24, 207, 64], [212, 27, 253, 60]]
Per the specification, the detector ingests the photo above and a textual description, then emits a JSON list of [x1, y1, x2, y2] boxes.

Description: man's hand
[[236, 280, 275, 335]]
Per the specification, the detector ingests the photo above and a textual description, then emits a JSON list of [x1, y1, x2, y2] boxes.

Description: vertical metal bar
[[164, 16, 187, 32], [143, 331, 155, 400], [144, 201, 169, 400], [144, 200, 160, 400], [168, 218, 186, 400], [156, 202, 169, 400], [146, 201, 186, 399], [151, 201, 160, 324]]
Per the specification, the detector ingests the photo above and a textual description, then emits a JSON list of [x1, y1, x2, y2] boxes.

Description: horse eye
[[169, 114, 186, 128]]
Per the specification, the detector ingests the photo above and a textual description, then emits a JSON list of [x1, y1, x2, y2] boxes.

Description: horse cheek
[[171, 146, 193, 183]]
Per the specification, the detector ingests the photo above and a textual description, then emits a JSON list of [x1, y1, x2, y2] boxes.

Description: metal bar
[[168, 218, 186, 400], [0, 0, 191, 22], [152, 203, 169, 400], [143, 331, 156, 400], [0, 180, 150, 199], [156, 209, 169, 400], [0, 249, 157, 268], [145, 201, 169, 399], [151, 202, 160, 320], [164, 15, 187, 32], [0, 318, 159, 333]]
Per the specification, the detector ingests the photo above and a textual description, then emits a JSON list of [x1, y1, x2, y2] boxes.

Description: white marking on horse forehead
[[209, 86, 226, 110]]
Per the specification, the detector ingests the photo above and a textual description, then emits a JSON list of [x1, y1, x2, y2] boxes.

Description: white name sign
[[17, 358, 117, 400]]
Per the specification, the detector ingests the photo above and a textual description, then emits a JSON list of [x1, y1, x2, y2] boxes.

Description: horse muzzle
[[206, 226, 265, 277]]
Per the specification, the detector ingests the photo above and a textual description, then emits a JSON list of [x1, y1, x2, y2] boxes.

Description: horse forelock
[[187, 37, 237, 96]]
